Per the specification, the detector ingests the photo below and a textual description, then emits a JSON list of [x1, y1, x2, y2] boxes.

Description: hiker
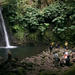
[[51, 42, 54, 46], [65, 55, 70, 66], [49, 44, 53, 53], [55, 42, 60, 49], [55, 44, 60, 48], [60, 58, 65, 67], [53, 52, 60, 67], [64, 41, 68, 50], [8, 50, 12, 61], [63, 51, 70, 66], [49, 42, 54, 53], [64, 51, 69, 59]]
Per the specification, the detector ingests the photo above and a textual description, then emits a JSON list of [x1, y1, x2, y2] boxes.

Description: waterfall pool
[[0, 9, 47, 60], [0, 45, 47, 59]]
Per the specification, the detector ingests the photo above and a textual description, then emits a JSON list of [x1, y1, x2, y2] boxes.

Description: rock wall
[[0, 9, 5, 46]]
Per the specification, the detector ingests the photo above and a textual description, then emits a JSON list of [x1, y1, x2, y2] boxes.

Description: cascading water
[[0, 8, 17, 49]]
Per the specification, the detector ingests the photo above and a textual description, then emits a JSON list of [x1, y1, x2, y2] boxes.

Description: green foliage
[[23, 7, 39, 32], [53, 25, 75, 45], [27, 32, 39, 42], [38, 23, 49, 35], [44, 2, 61, 18], [3, 0, 75, 45]]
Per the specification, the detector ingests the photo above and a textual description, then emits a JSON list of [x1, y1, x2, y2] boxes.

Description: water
[[0, 45, 47, 59], [0, 8, 47, 60], [0, 8, 16, 49]]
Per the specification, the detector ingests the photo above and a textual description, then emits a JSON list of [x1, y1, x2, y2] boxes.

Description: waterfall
[[0, 8, 17, 49], [0, 10, 10, 47]]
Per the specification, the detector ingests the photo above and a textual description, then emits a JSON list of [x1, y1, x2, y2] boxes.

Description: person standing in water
[[8, 50, 12, 60]]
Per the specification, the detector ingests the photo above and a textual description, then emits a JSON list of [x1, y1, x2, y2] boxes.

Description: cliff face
[[0, 9, 5, 46], [0, 22, 5, 46]]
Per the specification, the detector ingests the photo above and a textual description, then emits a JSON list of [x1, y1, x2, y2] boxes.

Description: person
[[55, 44, 60, 48], [64, 51, 69, 59], [49, 42, 54, 53], [54, 53, 58, 58], [53, 52, 60, 67], [65, 55, 70, 66], [8, 50, 12, 61], [51, 42, 54, 46], [49, 44, 53, 53], [60, 57, 65, 67], [63, 50, 71, 66], [64, 41, 68, 49]]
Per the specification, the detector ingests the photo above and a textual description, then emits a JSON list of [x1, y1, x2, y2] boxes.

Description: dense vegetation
[[2, 0, 75, 46], [0, 1, 75, 75]]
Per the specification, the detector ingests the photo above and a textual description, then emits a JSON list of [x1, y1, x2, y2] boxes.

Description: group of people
[[49, 41, 71, 67], [53, 49, 70, 67]]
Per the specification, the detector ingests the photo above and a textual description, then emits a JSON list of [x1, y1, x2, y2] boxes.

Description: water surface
[[0, 45, 47, 59]]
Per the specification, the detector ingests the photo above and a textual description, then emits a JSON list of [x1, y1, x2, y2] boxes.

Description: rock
[[72, 58, 75, 62]]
